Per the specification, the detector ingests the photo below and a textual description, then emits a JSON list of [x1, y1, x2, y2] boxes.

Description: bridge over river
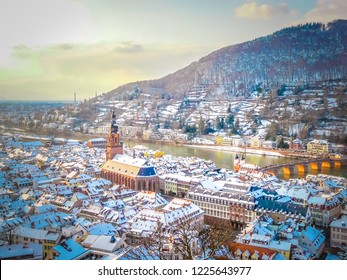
[[259, 156, 346, 176]]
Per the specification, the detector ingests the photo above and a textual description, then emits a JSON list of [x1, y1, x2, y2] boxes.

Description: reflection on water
[[297, 172, 306, 179], [276, 166, 346, 179], [124, 140, 347, 179], [125, 140, 290, 168]]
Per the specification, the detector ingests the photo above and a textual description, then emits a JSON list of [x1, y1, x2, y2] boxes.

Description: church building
[[101, 112, 159, 192]]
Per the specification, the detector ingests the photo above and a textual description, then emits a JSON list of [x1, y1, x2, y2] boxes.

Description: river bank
[[0, 126, 333, 161], [1, 127, 346, 178], [185, 144, 289, 158]]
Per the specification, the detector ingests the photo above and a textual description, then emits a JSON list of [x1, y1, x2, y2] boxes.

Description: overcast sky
[[0, 0, 346, 101]]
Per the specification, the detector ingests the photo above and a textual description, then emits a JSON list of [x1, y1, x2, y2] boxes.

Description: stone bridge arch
[[295, 164, 306, 173], [321, 161, 331, 169], [260, 157, 343, 177], [282, 166, 292, 176], [309, 162, 319, 171]]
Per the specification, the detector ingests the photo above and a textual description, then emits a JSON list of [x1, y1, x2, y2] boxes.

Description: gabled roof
[[35, 204, 57, 214], [228, 242, 277, 260], [257, 199, 308, 217], [276, 187, 310, 201], [301, 226, 325, 249], [128, 199, 203, 235], [13, 226, 48, 240], [87, 222, 117, 236], [330, 214, 347, 228], [307, 196, 326, 205], [54, 239, 87, 260], [102, 155, 157, 177], [83, 235, 122, 253], [199, 180, 222, 191], [135, 191, 169, 208], [0, 243, 43, 260], [0, 217, 24, 231]]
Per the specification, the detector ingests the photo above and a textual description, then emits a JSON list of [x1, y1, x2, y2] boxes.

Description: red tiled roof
[[227, 242, 277, 259]]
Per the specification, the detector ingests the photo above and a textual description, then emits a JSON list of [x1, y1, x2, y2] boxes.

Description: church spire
[[106, 110, 123, 160], [111, 111, 118, 134]]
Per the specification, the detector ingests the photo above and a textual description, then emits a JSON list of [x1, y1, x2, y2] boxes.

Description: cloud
[[114, 42, 144, 53], [303, 0, 347, 23], [234, 2, 291, 20], [0, 42, 206, 100], [11, 45, 35, 60]]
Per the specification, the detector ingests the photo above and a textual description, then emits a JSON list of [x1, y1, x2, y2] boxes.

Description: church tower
[[106, 111, 123, 160]]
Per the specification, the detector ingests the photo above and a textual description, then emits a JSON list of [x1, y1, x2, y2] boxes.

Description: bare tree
[[171, 218, 202, 260], [124, 217, 233, 260], [198, 223, 233, 259], [121, 244, 159, 260], [142, 221, 168, 260]]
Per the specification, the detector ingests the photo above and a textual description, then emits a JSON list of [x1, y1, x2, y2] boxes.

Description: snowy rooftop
[[330, 215, 347, 228], [307, 196, 326, 205], [276, 187, 310, 201], [83, 235, 122, 253], [112, 154, 148, 167], [0, 243, 43, 259], [13, 226, 48, 240], [199, 180, 223, 191], [128, 198, 203, 235], [87, 222, 117, 236], [302, 226, 325, 249], [54, 239, 87, 260]]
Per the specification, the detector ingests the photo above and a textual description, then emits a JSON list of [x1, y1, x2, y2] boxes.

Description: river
[[124, 140, 347, 179], [2, 126, 345, 179]]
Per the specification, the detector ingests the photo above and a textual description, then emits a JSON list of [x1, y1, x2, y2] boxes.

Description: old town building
[[101, 112, 159, 192]]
